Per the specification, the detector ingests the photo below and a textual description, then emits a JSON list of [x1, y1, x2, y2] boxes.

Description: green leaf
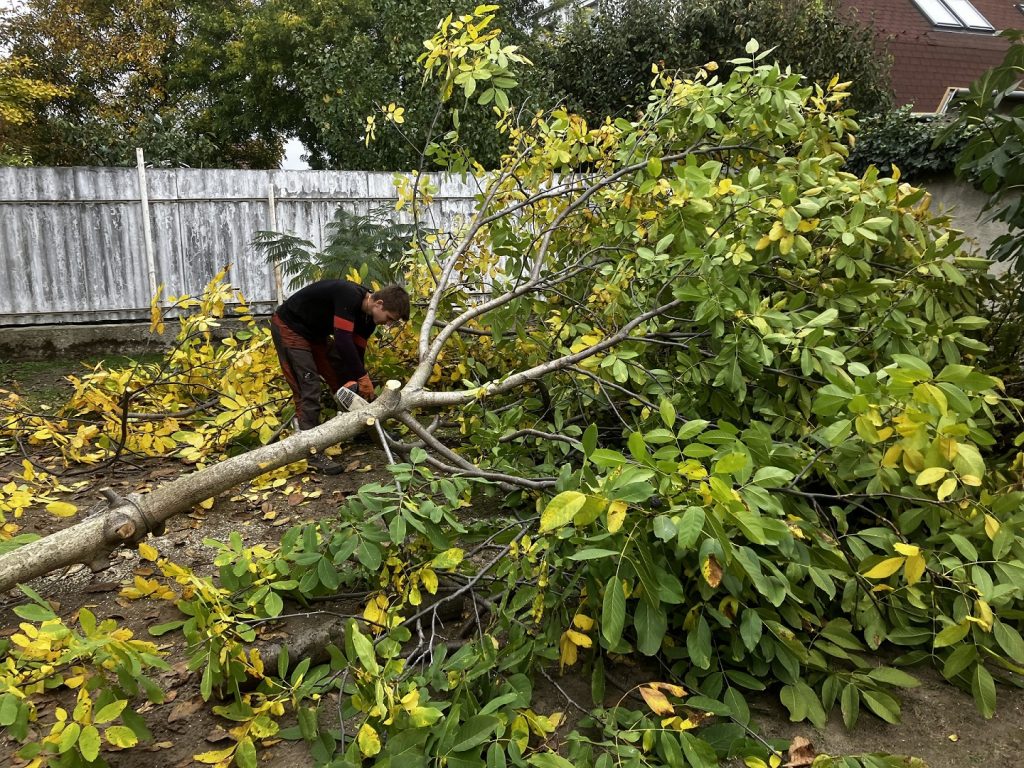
[[568, 548, 620, 561], [686, 615, 712, 669], [147, 619, 186, 637], [752, 466, 794, 488], [840, 683, 860, 729], [634, 598, 667, 656], [13, 603, 56, 622], [58, 722, 81, 754], [659, 398, 676, 428], [740, 609, 763, 652], [780, 685, 806, 722], [0, 695, 19, 727], [942, 644, 978, 680], [529, 753, 575, 768], [805, 308, 838, 328], [265, 590, 284, 618], [601, 576, 626, 646], [105, 725, 139, 748], [78, 725, 101, 762], [539, 491, 587, 533], [861, 690, 900, 724], [934, 621, 970, 648], [581, 424, 598, 457], [94, 699, 128, 724], [676, 419, 710, 440], [676, 507, 705, 550], [995, 621, 1024, 664], [866, 667, 919, 688], [451, 714, 500, 752], [816, 419, 852, 446], [971, 664, 996, 718], [235, 736, 258, 768], [351, 625, 380, 675]]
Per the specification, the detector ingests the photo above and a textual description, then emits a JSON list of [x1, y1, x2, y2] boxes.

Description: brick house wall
[[840, 0, 1022, 112]]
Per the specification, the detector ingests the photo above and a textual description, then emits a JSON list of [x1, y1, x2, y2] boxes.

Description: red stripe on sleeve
[[353, 335, 367, 350], [334, 316, 354, 332]]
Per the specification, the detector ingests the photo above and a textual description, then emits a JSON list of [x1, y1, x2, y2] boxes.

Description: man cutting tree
[[270, 279, 410, 474]]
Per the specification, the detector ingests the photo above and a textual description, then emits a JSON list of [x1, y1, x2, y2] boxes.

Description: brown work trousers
[[270, 314, 343, 430]]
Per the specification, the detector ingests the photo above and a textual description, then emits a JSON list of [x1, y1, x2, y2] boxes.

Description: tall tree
[[0, 56, 66, 164], [0, 0, 286, 167], [235, 0, 546, 170], [542, 0, 892, 120]]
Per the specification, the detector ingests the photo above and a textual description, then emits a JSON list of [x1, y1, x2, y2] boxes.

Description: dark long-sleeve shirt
[[275, 279, 377, 381]]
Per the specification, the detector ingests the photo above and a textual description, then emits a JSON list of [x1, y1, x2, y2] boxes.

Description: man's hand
[[357, 374, 374, 401]]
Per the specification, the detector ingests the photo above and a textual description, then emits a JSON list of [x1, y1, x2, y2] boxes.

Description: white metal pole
[[136, 148, 158, 298], [268, 180, 284, 304]]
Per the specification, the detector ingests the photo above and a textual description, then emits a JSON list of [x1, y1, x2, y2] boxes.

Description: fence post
[[135, 148, 158, 298], [268, 180, 284, 304]]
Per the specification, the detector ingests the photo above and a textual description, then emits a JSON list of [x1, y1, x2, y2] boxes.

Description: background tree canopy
[[541, 0, 893, 122], [0, 0, 894, 169]]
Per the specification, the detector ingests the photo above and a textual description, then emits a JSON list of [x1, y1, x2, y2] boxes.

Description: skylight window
[[913, 0, 995, 31]]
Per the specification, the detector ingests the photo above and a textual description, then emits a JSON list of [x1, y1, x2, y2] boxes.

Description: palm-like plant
[[252, 204, 418, 288]]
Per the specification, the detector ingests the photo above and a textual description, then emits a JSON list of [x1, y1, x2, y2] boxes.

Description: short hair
[[374, 284, 410, 321]]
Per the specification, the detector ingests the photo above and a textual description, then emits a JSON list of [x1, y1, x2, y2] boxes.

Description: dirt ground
[[1, 363, 1023, 767]]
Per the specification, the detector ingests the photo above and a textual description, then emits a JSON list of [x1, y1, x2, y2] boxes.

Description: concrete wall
[[924, 176, 1013, 274]]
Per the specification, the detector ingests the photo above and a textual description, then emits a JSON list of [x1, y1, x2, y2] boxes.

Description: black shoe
[[306, 452, 344, 475]]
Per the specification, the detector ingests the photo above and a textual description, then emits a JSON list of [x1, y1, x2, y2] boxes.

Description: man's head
[[365, 284, 410, 326]]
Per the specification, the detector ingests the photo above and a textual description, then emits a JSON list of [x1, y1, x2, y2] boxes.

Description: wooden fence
[[0, 164, 478, 326]]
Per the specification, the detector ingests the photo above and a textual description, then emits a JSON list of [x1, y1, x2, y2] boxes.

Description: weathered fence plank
[[0, 167, 475, 326]]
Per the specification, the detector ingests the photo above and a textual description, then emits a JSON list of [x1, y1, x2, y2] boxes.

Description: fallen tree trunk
[[0, 382, 409, 594]]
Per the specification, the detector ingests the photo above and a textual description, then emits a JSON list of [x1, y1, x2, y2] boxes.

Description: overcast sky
[[281, 138, 310, 171]]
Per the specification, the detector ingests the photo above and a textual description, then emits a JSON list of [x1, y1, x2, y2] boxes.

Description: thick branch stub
[[84, 489, 166, 573]]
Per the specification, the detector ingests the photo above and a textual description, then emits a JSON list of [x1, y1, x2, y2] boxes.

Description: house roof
[[840, 0, 1021, 112]]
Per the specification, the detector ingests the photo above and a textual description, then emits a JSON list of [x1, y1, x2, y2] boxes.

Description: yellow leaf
[[357, 723, 381, 757], [984, 514, 1001, 540], [565, 629, 592, 648], [539, 491, 587, 533], [193, 746, 236, 764], [904, 555, 926, 586], [892, 543, 920, 557], [138, 543, 159, 562], [46, 501, 77, 518], [936, 476, 957, 501], [881, 445, 902, 468], [915, 467, 947, 486], [559, 632, 578, 670], [420, 568, 439, 595], [654, 682, 687, 697], [639, 685, 675, 716], [862, 557, 905, 579], [607, 500, 627, 534], [975, 600, 993, 632], [961, 474, 982, 487], [572, 614, 595, 631]]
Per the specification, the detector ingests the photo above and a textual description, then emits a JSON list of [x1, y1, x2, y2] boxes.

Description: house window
[[912, 0, 994, 31]]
